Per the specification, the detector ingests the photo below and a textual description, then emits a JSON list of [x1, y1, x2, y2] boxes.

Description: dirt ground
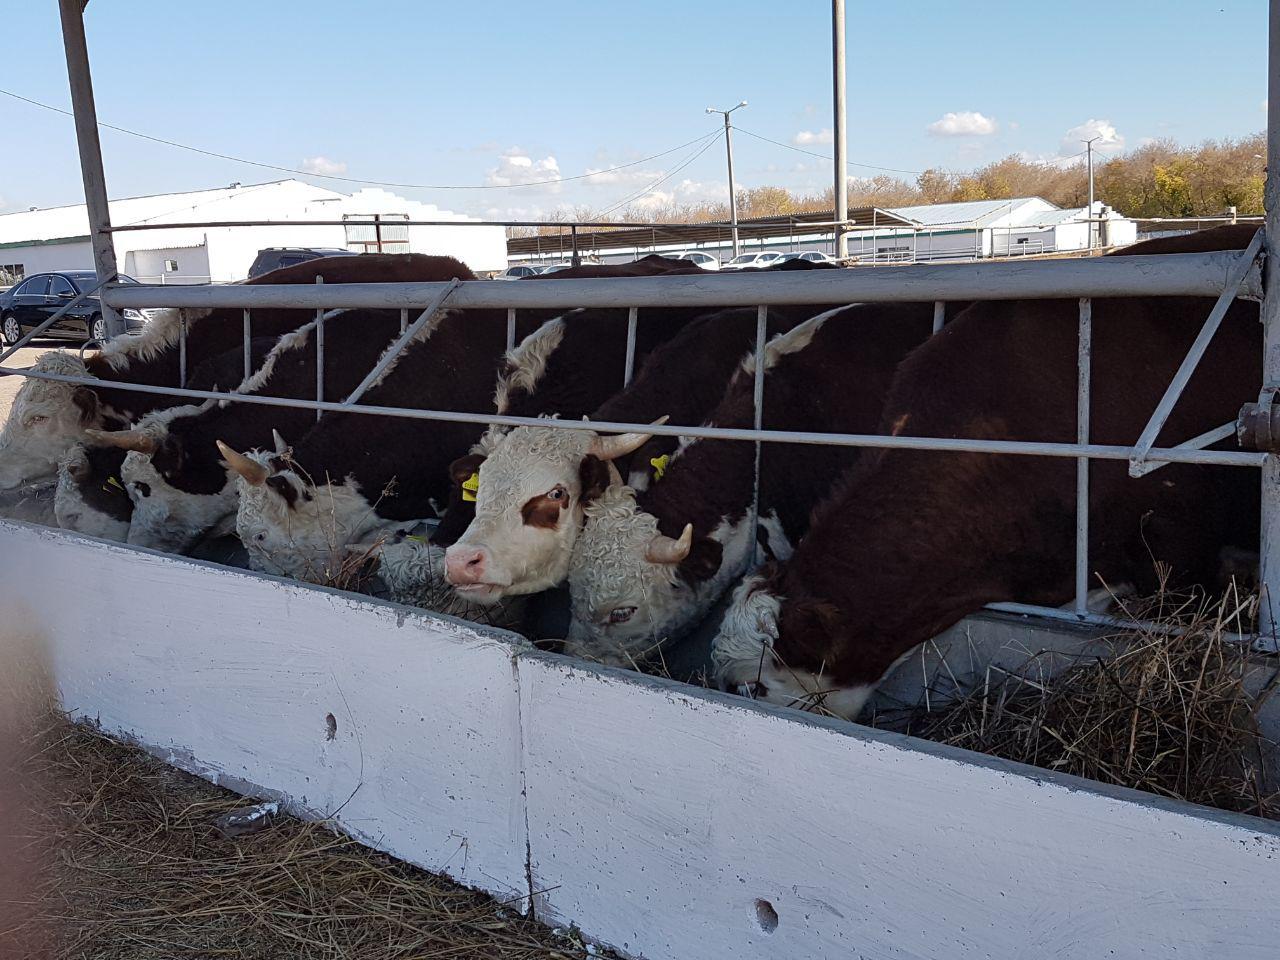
[[0, 344, 54, 422], [2, 719, 605, 960]]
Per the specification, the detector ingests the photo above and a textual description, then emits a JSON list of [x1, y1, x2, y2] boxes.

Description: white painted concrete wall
[[0, 239, 95, 276], [3, 519, 1278, 960]]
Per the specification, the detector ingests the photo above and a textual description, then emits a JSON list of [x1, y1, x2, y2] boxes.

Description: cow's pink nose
[[445, 544, 489, 585]]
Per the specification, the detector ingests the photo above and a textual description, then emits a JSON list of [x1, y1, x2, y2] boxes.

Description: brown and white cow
[[711, 226, 1262, 719], [227, 261, 737, 583], [445, 303, 936, 648]]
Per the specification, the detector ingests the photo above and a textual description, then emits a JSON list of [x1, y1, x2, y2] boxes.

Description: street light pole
[[708, 101, 747, 259], [833, 0, 849, 261], [1082, 135, 1101, 250]]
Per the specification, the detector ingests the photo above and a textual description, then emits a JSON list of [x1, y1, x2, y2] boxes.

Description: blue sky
[[0, 0, 1268, 220]]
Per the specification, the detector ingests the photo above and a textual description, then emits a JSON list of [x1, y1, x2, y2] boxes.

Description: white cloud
[[793, 128, 834, 146], [927, 111, 997, 137], [485, 148, 562, 191], [581, 165, 664, 188], [1060, 119, 1125, 156], [300, 156, 348, 176]]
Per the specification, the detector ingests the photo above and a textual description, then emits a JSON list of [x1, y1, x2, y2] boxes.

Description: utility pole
[[58, 0, 123, 337], [833, 0, 848, 261], [1082, 135, 1101, 250], [707, 101, 747, 258]]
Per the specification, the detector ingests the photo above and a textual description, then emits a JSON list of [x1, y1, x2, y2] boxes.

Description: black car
[[0, 270, 152, 346], [247, 247, 355, 279]]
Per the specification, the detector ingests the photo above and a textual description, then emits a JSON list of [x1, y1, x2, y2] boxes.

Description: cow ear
[[780, 598, 846, 659], [449, 453, 486, 487], [71, 387, 100, 426], [578, 454, 611, 503], [677, 535, 724, 585]]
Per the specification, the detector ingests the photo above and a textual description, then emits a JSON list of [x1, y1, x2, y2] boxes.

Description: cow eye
[[546, 485, 567, 502], [608, 606, 636, 624]]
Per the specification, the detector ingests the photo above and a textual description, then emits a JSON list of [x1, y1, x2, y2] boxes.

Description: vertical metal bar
[[1261, 0, 1280, 637], [570, 224, 581, 267], [832, 0, 848, 260], [57, 0, 123, 337], [242, 309, 252, 381], [399, 308, 409, 335], [506, 308, 516, 352], [314, 277, 325, 422], [750, 304, 768, 564], [623, 306, 639, 386], [1074, 298, 1093, 615], [179, 314, 188, 389], [932, 300, 945, 334]]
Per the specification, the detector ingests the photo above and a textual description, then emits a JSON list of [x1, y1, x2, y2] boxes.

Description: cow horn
[[645, 522, 693, 565], [272, 429, 288, 455], [216, 440, 268, 486], [85, 428, 158, 455], [589, 416, 668, 462], [605, 461, 624, 487]]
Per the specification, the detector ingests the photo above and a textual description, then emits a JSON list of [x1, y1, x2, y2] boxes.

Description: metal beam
[[104, 250, 1263, 312], [832, 0, 849, 260], [57, 0, 123, 337], [1262, 0, 1280, 638]]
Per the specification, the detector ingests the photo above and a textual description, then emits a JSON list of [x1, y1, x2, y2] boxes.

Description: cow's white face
[[234, 453, 392, 582], [444, 426, 610, 603], [0, 353, 102, 490], [122, 448, 238, 554], [711, 575, 872, 721], [564, 484, 762, 664], [54, 446, 131, 541]]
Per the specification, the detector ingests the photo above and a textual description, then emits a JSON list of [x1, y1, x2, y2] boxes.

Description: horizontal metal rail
[[0, 365, 1265, 469], [101, 249, 1263, 312]]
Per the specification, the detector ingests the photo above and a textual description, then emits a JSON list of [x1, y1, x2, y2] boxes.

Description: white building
[[0, 179, 507, 283], [855, 197, 1138, 262]]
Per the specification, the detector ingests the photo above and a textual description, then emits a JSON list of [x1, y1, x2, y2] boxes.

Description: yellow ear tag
[[649, 454, 670, 482], [461, 472, 480, 502], [404, 534, 427, 543], [105, 476, 124, 492]]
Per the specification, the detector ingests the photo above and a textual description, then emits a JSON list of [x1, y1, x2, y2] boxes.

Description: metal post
[[623, 306, 639, 386], [750, 304, 768, 564], [506, 308, 516, 352], [707, 102, 747, 259], [1074, 298, 1092, 615], [179, 315, 188, 389], [571, 225, 581, 268], [58, 0, 123, 337], [932, 301, 945, 334], [400, 308, 408, 335], [314, 277, 324, 422], [832, 0, 849, 261], [242, 309, 252, 381], [1260, 0, 1280, 637], [1082, 135, 1100, 251]]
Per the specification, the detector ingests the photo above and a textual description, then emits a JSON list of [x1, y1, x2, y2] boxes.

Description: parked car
[[720, 251, 783, 271], [775, 251, 838, 266], [537, 262, 575, 275], [0, 271, 153, 346], [671, 250, 720, 270], [495, 264, 542, 280], [247, 247, 355, 279]]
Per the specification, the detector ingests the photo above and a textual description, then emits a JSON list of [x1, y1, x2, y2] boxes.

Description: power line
[[0, 87, 717, 192], [592, 132, 724, 220], [736, 127, 925, 176]]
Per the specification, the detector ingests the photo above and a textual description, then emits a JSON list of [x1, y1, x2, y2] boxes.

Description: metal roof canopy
[[506, 207, 914, 257]]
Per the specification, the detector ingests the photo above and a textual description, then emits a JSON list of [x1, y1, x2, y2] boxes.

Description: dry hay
[[3, 718, 608, 960], [908, 583, 1280, 819]]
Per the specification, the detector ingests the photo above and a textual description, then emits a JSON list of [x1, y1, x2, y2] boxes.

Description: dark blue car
[[0, 270, 153, 346]]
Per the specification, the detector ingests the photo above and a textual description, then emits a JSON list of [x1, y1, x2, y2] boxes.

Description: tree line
[[509, 132, 1264, 237]]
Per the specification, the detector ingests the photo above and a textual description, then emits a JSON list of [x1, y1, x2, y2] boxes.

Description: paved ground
[[0, 343, 57, 422]]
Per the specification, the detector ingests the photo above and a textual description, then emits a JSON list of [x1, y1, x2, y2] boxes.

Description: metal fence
[[1, 242, 1270, 640]]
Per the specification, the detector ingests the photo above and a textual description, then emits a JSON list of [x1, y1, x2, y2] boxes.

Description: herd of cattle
[[0, 226, 1262, 720]]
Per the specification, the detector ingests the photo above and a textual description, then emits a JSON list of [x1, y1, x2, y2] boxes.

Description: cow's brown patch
[[578, 455, 610, 504], [522, 486, 567, 529], [71, 387, 100, 426], [266, 475, 298, 509]]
